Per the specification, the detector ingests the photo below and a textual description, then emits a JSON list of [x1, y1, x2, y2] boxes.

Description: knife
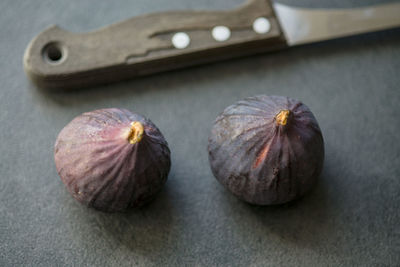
[[23, 0, 400, 89]]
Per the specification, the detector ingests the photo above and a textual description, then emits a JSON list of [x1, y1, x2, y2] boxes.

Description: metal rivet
[[253, 17, 271, 34], [172, 32, 190, 49], [212, 26, 231, 42]]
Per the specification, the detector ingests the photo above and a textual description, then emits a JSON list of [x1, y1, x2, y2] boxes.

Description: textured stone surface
[[1, 0, 399, 266]]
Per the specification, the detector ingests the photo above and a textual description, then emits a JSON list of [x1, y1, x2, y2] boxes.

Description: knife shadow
[[30, 27, 400, 107]]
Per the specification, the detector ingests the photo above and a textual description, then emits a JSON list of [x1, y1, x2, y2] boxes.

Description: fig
[[208, 95, 324, 205], [54, 108, 171, 212]]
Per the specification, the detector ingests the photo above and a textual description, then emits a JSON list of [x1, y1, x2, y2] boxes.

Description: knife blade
[[23, 0, 400, 89], [274, 2, 400, 45]]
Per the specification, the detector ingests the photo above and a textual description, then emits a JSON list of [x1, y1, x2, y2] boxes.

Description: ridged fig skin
[[54, 108, 171, 212], [208, 95, 324, 205]]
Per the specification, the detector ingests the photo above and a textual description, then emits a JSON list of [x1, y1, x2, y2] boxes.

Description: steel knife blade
[[23, 0, 400, 89], [274, 2, 400, 45]]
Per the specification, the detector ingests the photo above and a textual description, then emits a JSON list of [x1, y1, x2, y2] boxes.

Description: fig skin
[[54, 108, 171, 212], [208, 95, 324, 205]]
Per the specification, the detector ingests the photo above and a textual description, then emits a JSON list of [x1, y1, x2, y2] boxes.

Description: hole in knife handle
[[42, 42, 66, 65]]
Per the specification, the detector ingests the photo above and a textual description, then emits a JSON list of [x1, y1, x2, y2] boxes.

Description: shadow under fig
[[250, 172, 332, 247], [72, 179, 182, 257], [215, 162, 337, 250]]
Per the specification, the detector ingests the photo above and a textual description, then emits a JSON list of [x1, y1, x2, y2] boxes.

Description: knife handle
[[24, 0, 287, 89]]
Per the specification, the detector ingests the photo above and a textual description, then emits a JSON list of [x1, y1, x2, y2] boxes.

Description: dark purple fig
[[208, 95, 324, 205], [54, 108, 171, 212]]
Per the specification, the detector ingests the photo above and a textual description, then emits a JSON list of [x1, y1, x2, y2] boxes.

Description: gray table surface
[[1, 0, 399, 266]]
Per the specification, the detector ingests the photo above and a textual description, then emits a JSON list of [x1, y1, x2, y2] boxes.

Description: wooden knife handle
[[24, 0, 287, 89]]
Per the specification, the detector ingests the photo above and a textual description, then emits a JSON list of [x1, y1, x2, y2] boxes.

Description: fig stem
[[128, 121, 144, 144], [276, 110, 290, 126]]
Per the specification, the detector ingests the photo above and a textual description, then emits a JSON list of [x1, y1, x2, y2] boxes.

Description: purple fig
[[208, 95, 324, 205], [54, 108, 171, 212]]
